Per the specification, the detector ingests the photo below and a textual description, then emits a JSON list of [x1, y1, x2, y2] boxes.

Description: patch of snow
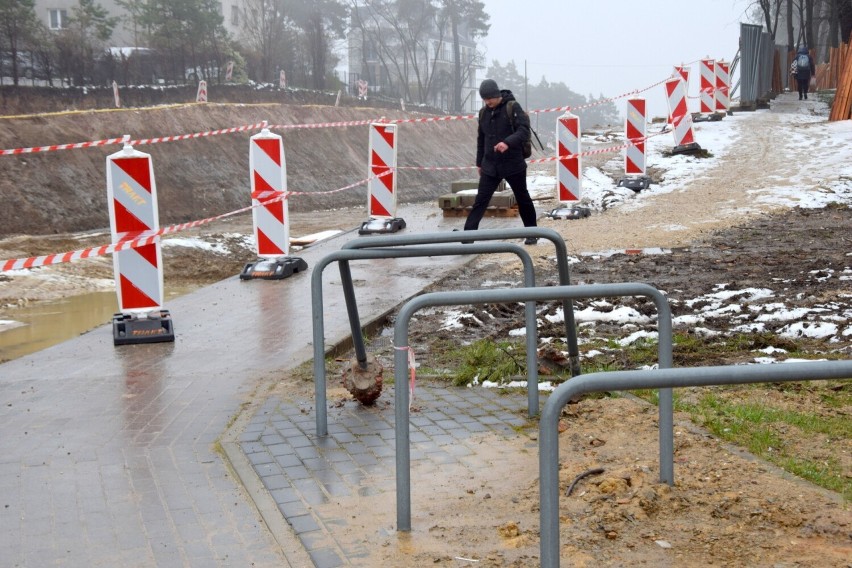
[[617, 330, 658, 346], [779, 321, 838, 339], [161, 237, 228, 254]]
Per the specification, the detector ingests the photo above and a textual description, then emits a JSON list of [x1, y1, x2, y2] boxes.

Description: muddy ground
[[1, 99, 850, 565], [4, 198, 848, 567], [339, 204, 852, 567]]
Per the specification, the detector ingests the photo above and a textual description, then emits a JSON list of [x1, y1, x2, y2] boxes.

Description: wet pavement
[[0, 204, 528, 566], [233, 383, 533, 567]]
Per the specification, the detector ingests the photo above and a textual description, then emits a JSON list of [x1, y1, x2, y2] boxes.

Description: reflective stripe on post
[[196, 80, 208, 103], [367, 123, 398, 219], [670, 65, 690, 124], [106, 144, 163, 312], [715, 60, 731, 112], [249, 128, 289, 258], [556, 112, 581, 203], [699, 58, 716, 114], [665, 77, 696, 147], [625, 97, 647, 175]]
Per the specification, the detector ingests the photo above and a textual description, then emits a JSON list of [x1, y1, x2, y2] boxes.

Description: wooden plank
[[830, 41, 852, 121], [441, 206, 519, 218]]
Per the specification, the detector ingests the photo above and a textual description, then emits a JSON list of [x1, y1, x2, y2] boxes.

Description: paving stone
[[247, 383, 533, 561], [0, 214, 530, 566]]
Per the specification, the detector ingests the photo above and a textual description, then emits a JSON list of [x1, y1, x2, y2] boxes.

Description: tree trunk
[[787, 0, 794, 52]]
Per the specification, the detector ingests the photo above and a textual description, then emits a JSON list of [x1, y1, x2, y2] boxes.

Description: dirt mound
[[0, 103, 476, 236]]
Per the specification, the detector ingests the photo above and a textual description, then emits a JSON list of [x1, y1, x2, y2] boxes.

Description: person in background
[[463, 78, 539, 245], [794, 46, 816, 100]]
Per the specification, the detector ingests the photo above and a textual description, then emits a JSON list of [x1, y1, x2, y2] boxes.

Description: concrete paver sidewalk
[[0, 207, 525, 566], [227, 383, 532, 567]]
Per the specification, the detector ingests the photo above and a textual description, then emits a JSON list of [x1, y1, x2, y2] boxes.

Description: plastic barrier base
[[671, 142, 703, 156], [547, 206, 592, 220], [239, 256, 309, 280], [113, 310, 175, 346], [693, 112, 724, 122], [617, 175, 652, 192], [358, 217, 406, 235]]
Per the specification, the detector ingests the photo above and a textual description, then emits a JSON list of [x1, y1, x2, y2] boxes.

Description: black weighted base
[[358, 217, 407, 235], [113, 310, 175, 346], [547, 206, 592, 220], [671, 142, 703, 156], [617, 175, 652, 192], [239, 256, 308, 280]]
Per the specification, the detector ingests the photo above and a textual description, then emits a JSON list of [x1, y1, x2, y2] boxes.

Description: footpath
[[0, 204, 534, 567]]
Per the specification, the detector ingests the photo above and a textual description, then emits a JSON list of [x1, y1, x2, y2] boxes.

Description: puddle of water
[[0, 291, 118, 362], [0, 287, 195, 363]]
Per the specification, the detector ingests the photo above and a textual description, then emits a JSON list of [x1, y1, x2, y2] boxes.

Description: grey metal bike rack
[[311, 243, 538, 436], [343, 227, 582, 377], [393, 282, 673, 532], [538, 361, 852, 568]]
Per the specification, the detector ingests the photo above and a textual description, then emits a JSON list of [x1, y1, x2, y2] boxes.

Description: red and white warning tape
[[1, 75, 680, 270], [1, 76, 673, 156], [396, 129, 668, 171], [1, 170, 392, 272], [0, 122, 268, 156]]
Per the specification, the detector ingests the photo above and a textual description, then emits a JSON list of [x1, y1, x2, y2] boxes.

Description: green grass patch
[[448, 338, 528, 386], [677, 389, 852, 501]]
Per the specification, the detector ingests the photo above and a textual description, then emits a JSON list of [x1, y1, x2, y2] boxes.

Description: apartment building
[[33, 0, 242, 47]]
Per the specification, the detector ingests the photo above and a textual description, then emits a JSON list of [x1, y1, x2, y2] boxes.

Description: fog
[[480, 0, 751, 119]]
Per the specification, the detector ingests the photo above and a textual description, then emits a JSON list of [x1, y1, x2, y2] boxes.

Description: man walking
[[464, 79, 539, 244]]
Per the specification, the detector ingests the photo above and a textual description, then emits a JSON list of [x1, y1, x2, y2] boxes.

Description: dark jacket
[[795, 47, 816, 78], [476, 89, 530, 178]]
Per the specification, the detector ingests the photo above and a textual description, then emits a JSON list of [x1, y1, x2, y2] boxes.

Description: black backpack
[[479, 101, 543, 159]]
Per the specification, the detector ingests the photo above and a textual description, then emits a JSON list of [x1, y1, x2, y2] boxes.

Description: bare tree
[[757, 0, 783, 37], [439, 0, 488, 113], [288, 0, 347, 90], [0, 0, 39, 85], [349, 0, 456, 105], [238, 0, 292, 82]]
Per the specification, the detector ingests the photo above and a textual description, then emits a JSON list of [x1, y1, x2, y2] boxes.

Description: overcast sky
[[479, 0, 753, 119]]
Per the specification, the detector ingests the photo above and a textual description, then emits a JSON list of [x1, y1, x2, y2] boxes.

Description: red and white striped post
[[250, 128, 289, 257], [548, 112, 590, 219], [359, 122, 406, 233], [665, 77, 701, 155], [715, 60, 731, 113], [196, 80, 208, 103], [625, 97, 646, 175], [617, 97, 651, 191], [674, 65, 690, 88], [239, 127, 307, 280], [699, 58, 716, 114], [106, 141, 174, 344], [670, 65, 690, 123], [557, 112, 581, 202]]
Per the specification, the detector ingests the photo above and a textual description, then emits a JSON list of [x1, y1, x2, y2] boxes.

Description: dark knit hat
[[479, 79, 501, 99]]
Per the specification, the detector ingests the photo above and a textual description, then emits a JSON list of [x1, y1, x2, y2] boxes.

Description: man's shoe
[[804, 95, 808, 99], [524, 237, 538, 245]]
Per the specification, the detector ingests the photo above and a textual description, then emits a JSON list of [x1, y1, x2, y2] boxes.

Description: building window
[[48, 9, 68, 30], [230, 5, 239, 26]]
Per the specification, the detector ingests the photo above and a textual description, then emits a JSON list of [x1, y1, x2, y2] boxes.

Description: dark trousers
[[796, 75, 810, 99], [464, 171, 537, 231]]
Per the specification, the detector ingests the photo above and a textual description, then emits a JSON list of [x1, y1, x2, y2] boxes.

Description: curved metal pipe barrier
[[311, 243, 537, 436], [393, 282, 672, 531], [343, 227, 581, 376], [538, 361, 852, 568]]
